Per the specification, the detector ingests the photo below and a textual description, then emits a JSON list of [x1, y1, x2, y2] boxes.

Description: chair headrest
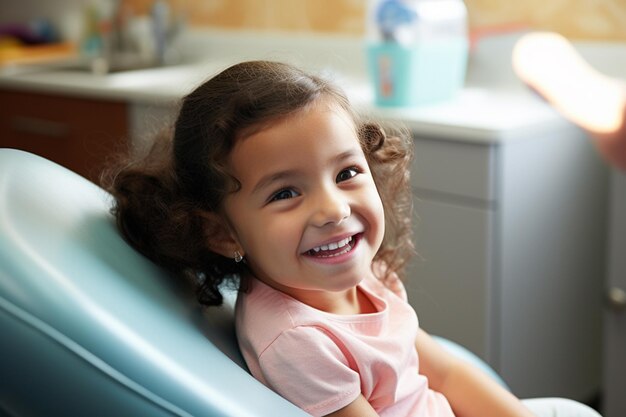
[[0, 149, 308, 417]]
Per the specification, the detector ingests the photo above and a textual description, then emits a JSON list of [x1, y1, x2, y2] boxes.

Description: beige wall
[[129, 0, 626, 41], [466, 0, 626, 41]]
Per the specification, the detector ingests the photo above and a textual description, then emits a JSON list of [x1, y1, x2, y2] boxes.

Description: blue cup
[[367, 39, 468, 107]]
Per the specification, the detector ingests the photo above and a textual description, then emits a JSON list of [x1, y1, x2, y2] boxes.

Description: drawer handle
[[606, 287, 626, 312], [11, 116, 69, 138]]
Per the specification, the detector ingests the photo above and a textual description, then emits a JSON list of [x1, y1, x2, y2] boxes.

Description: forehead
[[236, 99, 358, 151], [227, 101, 362, 183]]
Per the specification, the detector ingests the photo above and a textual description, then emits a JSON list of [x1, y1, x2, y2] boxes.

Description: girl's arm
[[324, 394, 379, 417], [417, 328, 535, 417]]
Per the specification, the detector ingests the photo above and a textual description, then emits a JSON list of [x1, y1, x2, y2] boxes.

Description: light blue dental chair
[[0, 148, 506, 417]]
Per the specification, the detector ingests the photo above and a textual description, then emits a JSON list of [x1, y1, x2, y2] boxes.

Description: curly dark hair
[[103, 60, 414, 307]]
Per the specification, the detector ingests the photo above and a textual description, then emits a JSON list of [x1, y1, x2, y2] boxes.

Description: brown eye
[[336, 168, 359, 183], [270, 188, 299, 202]]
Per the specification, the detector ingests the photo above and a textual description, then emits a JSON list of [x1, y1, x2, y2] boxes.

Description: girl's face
[[222, 100, 385, 311]]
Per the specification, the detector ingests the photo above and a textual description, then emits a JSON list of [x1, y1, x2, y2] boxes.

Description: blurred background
[[2, 0, 626, 40]]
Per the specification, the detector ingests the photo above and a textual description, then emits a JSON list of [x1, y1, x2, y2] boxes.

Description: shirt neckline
[[253, 276, 390, 323]]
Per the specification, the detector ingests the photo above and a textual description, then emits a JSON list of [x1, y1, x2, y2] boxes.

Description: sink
[[5, 58, 230, 98], [0, 51, 241, 101], [104, 63, 215, 89]]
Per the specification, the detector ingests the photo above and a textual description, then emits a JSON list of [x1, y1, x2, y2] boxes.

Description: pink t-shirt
[[235, 275, 455, 417]]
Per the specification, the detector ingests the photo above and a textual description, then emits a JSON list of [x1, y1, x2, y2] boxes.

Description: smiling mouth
[[305, 234, 361, 258]]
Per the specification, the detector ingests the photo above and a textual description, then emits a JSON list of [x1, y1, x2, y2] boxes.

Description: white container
[[366, 0, 469, 107]]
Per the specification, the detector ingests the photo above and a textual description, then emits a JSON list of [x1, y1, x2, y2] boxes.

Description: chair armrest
[[433, 336, 509, 390]]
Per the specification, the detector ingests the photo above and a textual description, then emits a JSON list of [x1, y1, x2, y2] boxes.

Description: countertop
[[3, 29, 621, 144]]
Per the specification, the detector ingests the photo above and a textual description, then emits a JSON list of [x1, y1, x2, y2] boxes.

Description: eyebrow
[[250, 149, 362, 195]]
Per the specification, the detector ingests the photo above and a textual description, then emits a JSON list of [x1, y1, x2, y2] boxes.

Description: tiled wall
[[129, 0, 626, 41], [466, 0, 626, 41]]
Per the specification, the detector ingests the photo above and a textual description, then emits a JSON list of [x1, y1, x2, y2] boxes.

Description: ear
[[198, 211, 243, 259]]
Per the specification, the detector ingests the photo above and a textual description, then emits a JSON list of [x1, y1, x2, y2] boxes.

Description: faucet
[[81, 0, 184, 74]]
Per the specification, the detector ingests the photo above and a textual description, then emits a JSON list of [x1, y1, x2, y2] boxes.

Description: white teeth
[[311, 237, 352, 253]]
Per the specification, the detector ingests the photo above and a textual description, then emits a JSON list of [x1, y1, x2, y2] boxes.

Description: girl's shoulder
[[362, 269, 408, 303], [236, 277, 295, 323], [235, 278, 317, 339]]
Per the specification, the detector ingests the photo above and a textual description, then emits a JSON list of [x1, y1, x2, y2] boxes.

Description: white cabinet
[[409, 198, 495, 358], [406, 126, 608, 401]]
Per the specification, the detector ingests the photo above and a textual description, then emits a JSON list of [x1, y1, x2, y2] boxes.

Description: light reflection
[[512, 31, 625, 135]]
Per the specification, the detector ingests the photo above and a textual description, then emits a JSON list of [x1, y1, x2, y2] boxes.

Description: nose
[[310, 186, 351, 227]]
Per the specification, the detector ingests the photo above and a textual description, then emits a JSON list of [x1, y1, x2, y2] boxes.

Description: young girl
[[106, 60, 601, 417]]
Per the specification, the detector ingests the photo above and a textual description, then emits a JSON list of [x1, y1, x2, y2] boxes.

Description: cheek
[[242, 216, 299, 256], [367, 188, 386, 243], [366, 184, 385, 221]]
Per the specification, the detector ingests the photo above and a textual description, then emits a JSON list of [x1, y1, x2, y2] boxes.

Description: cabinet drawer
[[411, 138, 496, 202], [0, 89, 128, 183], [406, 198, 494, 361]]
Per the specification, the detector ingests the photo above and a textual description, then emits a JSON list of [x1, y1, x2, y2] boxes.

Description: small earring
[[234, 251, 243, 263]]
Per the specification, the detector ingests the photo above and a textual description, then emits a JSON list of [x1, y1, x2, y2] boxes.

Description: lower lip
[[303, 234, 362, 265]]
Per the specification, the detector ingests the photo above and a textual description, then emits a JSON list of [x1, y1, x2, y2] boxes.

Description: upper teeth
[[312, 237, 352, 252]]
